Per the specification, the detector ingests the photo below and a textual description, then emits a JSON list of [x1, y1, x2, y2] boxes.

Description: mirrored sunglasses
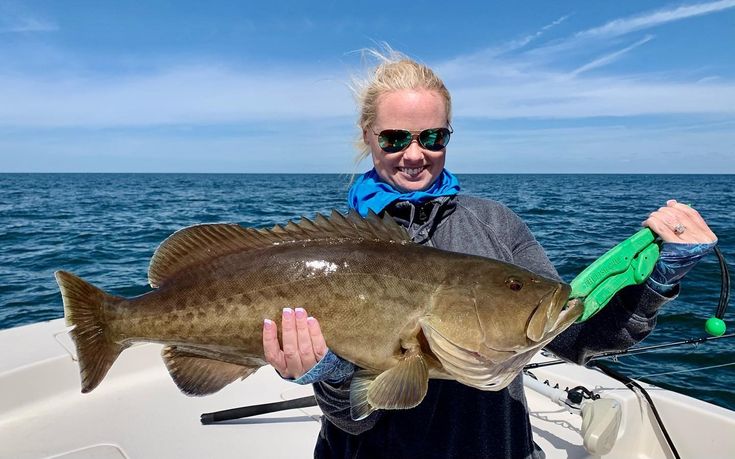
[[372, 126, 453, 153]]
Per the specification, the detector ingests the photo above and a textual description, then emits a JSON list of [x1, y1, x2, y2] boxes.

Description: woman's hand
[[643, 199, 717, 244], [262, 307, 328, 379]]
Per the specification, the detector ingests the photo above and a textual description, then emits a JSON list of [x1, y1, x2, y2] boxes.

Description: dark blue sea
[[1, 173, 733, 411]]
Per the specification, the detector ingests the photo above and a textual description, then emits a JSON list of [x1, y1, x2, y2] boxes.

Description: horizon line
[[1, 171, 733, 176]]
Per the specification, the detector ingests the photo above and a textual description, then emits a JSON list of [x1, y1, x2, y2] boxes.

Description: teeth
[[400, 167, 424, 177]]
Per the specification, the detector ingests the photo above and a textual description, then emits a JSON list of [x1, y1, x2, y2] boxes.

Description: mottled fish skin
[[55, 210, 582, 411], [109, 240, 442, 370]]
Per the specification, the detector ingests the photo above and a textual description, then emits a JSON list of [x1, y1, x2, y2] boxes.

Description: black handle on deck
[[200, 395, 318, 424]]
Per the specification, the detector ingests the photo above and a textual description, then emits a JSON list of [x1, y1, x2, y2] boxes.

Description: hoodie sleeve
[[546, 281, 677, 363], [505, 207, 677, 364], [313, 374, 382, 435]]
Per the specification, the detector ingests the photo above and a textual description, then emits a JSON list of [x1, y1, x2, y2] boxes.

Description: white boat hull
[[1, 319, 734, 458]]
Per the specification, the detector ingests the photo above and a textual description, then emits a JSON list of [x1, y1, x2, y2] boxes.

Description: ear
[[362, 128, 370, 145]]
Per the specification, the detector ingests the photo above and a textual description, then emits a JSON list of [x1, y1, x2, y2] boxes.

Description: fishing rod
[[201, 395, 318, 425], [528, 244, 732, 370], [525, 333, 735, 370]]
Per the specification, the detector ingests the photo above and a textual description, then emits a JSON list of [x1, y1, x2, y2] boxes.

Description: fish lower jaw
[[459, 374, 516, 391]]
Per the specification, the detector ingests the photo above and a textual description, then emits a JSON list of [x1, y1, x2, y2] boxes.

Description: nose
[[402, 139, 424, 162]]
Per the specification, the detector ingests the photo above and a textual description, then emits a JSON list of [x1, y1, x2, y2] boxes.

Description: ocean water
[[1, 173, 733, 411]]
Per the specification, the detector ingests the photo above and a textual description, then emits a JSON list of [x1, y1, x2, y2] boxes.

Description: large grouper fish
[[55, 210, 584, 420]]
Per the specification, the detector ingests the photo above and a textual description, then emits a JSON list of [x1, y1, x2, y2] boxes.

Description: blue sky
[[1, 1, 734, 173]]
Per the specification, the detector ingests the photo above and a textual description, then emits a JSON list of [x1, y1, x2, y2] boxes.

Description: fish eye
[[505, 277, 523, 291]]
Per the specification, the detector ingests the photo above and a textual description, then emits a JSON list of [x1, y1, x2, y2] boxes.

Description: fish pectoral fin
[[162, 346, 258, 396], [349, 350, 430, 421], [368, 349, 429, 411], [349, 370, 379, 421]]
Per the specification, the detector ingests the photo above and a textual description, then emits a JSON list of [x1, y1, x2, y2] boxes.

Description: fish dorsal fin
[[349, 348, 429, 420], [148, 223, 264, 288], [162, 346, 258, 396], [148, 210, 409, 288], [267, 209, 409, 244]]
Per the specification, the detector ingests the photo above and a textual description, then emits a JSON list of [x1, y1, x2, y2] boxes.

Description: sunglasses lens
[[378, 130, 412, 153], [419, 128, 451, 151]]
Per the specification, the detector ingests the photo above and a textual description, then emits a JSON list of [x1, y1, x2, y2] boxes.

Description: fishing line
[[525, 333, 735, 370], [714, 246, 730, 320], [592, 362, 681, 459], [631, 360, 735, 380]]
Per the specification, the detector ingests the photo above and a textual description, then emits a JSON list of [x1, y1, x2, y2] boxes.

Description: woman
[[262, 51, 718, 459]]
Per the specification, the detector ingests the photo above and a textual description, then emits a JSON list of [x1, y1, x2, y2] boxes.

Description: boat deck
[[2, 319, 734, 458]]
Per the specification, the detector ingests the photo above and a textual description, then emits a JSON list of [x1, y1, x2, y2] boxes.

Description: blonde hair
[[351, 47, 452, 163]]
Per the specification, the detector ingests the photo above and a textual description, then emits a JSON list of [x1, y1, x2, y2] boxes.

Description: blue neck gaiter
[[347, 168, 461, 217]]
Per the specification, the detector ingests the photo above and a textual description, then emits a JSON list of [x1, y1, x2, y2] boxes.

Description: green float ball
[[705, 317, 726, 337]]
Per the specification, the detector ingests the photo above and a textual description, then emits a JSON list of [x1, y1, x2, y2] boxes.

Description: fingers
[[295, 308, 317, 370], [261, 307, 329, 379], [280, 308, 304, 377], [262, 319, 287, 376], [666, 200, 709, 230], [643, 199, 717, 244], [308, 317, 328, 361]]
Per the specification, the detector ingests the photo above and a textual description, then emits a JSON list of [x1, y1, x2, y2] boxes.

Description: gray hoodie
[[313, 195, 674, 459]]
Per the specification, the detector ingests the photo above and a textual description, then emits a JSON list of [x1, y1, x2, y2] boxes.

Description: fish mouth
[[526, 283, 572, 342]]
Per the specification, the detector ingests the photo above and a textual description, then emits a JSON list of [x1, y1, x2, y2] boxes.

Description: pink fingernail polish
[[283, 307, 292, 316], [295, 307, 306, 318], [263, 319, 273, 329]]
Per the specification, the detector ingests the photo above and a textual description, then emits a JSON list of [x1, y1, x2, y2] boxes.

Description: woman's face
[[364, 89, 448, 193]]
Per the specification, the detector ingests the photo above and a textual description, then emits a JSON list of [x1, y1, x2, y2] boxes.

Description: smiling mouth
[[398, 166, 426, 177]]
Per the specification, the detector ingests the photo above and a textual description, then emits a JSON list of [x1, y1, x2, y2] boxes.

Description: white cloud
[[2, 49, 733, 129], [576, 0, 735, 39], [2, 1, 733, 130], [436, 14, 569, 79], [0, 17, 57, 33], [517, 0, 735, 67], [434, 1, 735, 121], [0, 66, 354, 127], [570, 35, 654, 76], [451, 78, 735, 119], [0, 118, 360, 173], [446, 121, 735, 173], [3, 119, 732, 173], [490, 14, 571, 57]]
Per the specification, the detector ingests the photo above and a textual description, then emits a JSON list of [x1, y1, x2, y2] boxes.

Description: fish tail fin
[[55, 270, 125, 393]]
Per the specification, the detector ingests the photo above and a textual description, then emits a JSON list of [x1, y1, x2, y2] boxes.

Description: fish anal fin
[[367, 348, 429, 411], [350, 370, 378, 421], [162, 346, 257, 396]]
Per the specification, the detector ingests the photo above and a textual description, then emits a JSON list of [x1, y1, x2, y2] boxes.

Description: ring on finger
[[673, 223, 687, 235]]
